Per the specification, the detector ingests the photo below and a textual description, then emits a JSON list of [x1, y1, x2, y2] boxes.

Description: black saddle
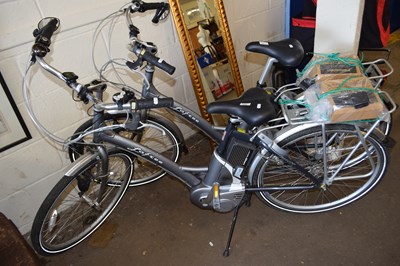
[[245, 38, 304, 67], [206, 87, 277, 128]]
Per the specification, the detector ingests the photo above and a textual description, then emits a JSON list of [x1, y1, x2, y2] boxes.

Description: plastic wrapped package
[[303, 76, 388, 123], [303, 84, 332, 122], [328, 90, 387, 122], [297, 53, 365, 85]]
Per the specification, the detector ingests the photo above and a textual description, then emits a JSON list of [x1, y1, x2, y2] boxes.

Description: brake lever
[[152, 5, 168, 24], [126, 58, 144, 70]]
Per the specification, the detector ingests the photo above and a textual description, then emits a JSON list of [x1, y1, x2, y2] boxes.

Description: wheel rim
[[39, 153, 132, 253], [256, 126, 387, 213]]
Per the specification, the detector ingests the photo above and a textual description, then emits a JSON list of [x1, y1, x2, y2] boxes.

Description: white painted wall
[[0, 0, 199, 234], [224, 0, 286, 89], [0, 0, 285, 234], [314, 0, 365, 54]]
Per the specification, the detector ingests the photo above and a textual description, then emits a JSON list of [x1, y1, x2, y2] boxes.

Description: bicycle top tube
[[137, 65, 223, 143], [170, 101, 223, 143]]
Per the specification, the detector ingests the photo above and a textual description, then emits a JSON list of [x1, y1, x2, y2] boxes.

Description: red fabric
[[292, 18, 316, 29], [376, 0, 390, 46]]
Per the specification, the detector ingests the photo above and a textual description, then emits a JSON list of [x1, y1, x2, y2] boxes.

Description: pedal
[[212, 182, 221, 210]]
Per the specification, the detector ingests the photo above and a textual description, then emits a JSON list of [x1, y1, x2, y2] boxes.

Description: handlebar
[[130, 0, 169, 24], [35, 55, 173, 111], [37, 18, 59, 45], [93, 97, 174, 112], [32, 17, 60, 57], [124, 2, 176, 75], [142, 51, 176, 75], [126, 47, 176, 75], [31, 17, 174, 112]]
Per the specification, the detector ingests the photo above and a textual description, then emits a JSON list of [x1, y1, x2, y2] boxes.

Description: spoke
[[257, 125, 385, 212], [45, 200, 87, 244]]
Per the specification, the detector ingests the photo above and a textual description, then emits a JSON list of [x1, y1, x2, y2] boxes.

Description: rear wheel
[[253, 124, 388, 213], [30, 149, 132, 255]]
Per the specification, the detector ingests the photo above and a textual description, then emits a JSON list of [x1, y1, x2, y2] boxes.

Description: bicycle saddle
[[245, 38, 304, 67], [206, 87, 278, 128]]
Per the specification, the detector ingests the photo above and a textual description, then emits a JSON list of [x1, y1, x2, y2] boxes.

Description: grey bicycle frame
[[170, 101, 223, 142], [100, 132, 203, 188], [67, 122, 318, 193], [141, 64, 223, 143]]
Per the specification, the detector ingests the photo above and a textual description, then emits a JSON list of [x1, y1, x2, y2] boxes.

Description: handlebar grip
[[32, 18, 60, 58], [34, 18, 59, 47], [141, 51, 176, 75], [152, 3, 169, 24], [141, 2, 163, 10], [132, 1, 169, 23], [40, 18, 59, 43], [132, 97, 174, 110], [137, 2, 165, 11]]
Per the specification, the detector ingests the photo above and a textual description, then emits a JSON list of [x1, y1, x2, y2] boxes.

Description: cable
[[22, 58, 67, 145], [97, 58, 151, 96], [65, 122, 128, 146], [91, 2, 152, 97], [22, 56, 131, 148], [91, 3, 130, 74], [106, 11, 127, 86]]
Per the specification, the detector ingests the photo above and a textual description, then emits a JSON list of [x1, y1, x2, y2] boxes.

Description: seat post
[[257, 57, 278, 87]]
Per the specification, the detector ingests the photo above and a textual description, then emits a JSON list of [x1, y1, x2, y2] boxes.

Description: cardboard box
[[303, 54, 364, 82], [319, 76, 374, 94], [318, 77, 386, 122], [328, 96, 385, 122]]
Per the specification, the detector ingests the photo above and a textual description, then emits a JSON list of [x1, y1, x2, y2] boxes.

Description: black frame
[[0, 72, 31, 152]]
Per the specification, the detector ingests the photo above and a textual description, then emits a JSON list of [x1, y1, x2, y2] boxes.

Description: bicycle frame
[[28, 14, 397, 258], [78, 113, 390, 203], [140, 64, 223, 143], [35, 41, 394, 211], [68, 109, 324, 207], [100, 133, 202, 187]]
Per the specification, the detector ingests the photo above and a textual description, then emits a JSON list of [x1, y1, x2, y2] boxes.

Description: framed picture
[[0, 72, 31, 152]]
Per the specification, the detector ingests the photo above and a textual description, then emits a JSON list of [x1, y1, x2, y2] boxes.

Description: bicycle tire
[[253, 124, 388, 213], [68, 113, 181, 186], [30, 149, 132, 255]]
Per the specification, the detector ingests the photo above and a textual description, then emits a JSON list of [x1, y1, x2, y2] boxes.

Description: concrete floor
[[41, 40, 400, 266]]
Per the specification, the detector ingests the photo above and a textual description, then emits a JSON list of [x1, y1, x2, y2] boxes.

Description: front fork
[[76, 145, 110, 210], [94, 146, 109, 206]]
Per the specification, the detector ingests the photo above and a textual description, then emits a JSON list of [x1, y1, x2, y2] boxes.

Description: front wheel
[[68, 113, 181, 186], [253, 124, 388, 213], [30, 149, 132, 255]]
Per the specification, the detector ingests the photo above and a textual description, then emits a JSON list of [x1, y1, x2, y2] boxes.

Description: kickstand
[[223, 193, 251, 257]]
